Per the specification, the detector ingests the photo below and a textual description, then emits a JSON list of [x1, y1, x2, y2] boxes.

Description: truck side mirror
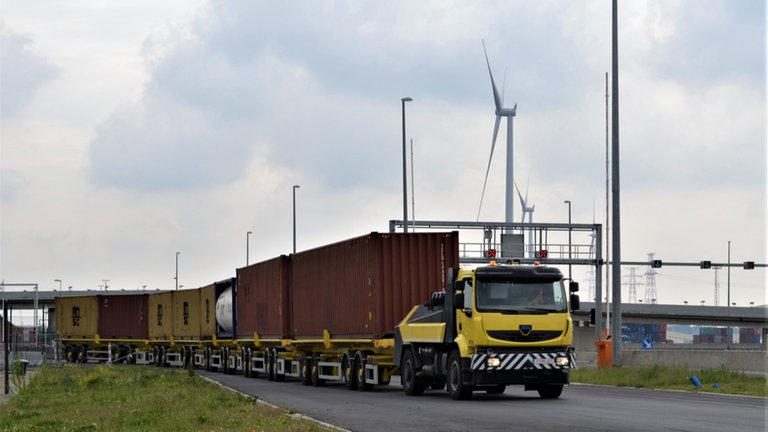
[[454, 292, 464, 310], [569, 281, 579, 292], [570, 294, 580, 311]]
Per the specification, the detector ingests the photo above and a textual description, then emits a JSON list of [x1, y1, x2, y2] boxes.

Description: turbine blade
[[476, 115, 502, 221], [482, 40, 502, 111]]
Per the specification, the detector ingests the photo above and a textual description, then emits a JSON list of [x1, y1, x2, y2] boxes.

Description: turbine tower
[[514, 180, 535, 257], [477, 40, 517, 231]]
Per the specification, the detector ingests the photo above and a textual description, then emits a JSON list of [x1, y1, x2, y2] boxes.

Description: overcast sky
[[1, 1, 765, 321]]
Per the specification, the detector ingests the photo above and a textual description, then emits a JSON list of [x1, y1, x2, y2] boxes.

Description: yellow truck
[[396, 263, 579, 399]]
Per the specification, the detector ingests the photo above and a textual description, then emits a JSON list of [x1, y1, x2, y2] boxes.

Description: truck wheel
[[447, 352, 472, 400], [401, 350, 425, 396], [342, 353, 357, 390], [537, 385, 563, 399]]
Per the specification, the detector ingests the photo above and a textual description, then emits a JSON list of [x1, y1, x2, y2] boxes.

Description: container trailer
[[55, 231, 579, 400]]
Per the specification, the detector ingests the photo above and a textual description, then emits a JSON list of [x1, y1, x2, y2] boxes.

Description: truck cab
[[395, 263, 579, 399]]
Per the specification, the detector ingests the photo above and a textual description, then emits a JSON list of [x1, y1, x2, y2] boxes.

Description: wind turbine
[[477, 40, 517, 231], [514, 180, 535, 257]]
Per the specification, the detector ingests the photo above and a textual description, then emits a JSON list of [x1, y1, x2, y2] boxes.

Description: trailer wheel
[[311, 353, 325, 387], [401, 349, 425, 396], [76, 345, 88, 363], [273, 349, 285, 382], [355, 352, 372, 391], [64, 345, 75, 363], [242, 349, 250, 378], [266, 349, 276, 381], [537, 384, 563, 399], [341, 353, 357, 390], [300, 355, 312, 386], [447, 351, 472, 400], [110, 344, 122, 363]]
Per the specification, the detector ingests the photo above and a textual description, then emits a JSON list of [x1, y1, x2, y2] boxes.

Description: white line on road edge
[[197, 374, 351, 432]]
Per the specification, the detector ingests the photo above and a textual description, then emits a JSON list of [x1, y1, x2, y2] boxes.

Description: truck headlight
[[487, 357, 501, 368], [555, 356, 570, 367]]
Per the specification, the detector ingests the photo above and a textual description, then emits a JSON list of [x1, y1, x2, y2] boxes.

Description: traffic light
[[700, 260, 712, 269], [539, 249, 548, 259], [744, 261, 755, 270], [487, 248, 496, 258], [589, 308, 596, 325], [651, 259, 662, 268]]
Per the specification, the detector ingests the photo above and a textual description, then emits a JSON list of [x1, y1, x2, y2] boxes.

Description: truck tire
[[401, 349, 425, 396], [342, 353, 358, 390], [447, 351, 472, 400], [537, 384, 563, 399]]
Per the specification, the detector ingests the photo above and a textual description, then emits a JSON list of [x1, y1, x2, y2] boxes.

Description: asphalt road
[[198, 371, 767, 432]]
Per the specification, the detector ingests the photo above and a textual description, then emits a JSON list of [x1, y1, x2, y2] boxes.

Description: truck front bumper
[[466, 349, 574, 386]]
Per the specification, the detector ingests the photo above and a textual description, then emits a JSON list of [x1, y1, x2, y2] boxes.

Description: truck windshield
[[475, 279, 567, 313]]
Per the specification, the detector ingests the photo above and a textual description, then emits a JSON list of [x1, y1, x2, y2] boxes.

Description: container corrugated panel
[[237, 255, 291, 339], [291, 232, 459, 339], [173, 288, 202, 339], [55, 296, 99, 339], [148, 291, 174, 339], [199, 283, 217, 338], [97, 294, 149, 339]]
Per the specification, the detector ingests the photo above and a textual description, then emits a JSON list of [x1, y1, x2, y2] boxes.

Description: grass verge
[[0, 364, 332, 432], [571, 364, 767, 397]]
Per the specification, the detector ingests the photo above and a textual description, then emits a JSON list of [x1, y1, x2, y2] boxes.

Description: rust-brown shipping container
[[236, 255, 291, 339], [290, 232, 459, 339], [148, 291, 174, 339], [97, 294, 149, 339], [55, 294, 148, 340], [55, 296, 98, 339], [173, 288, 202, 339]]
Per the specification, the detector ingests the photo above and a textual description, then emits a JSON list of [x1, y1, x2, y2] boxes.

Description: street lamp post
[[54, 279, 62, 292], [564, 200, 572, 281], [175, 252, 180, 290], [293, 185, 300, 253], [246, 231, 252, 265], [401, 97, 412, 233]]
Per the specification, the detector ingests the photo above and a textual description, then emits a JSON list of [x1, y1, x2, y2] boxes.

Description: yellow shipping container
[[55, 296, 99, 339], [148, 291, 174, 340], [173, 287, 202, 339], [199, 283, 217, 339]]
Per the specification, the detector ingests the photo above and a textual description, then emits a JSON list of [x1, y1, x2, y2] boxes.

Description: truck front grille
[[487, 330, 562, 342]]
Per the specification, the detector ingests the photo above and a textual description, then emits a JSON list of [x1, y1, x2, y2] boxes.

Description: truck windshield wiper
[[519, 307, 558, 314]]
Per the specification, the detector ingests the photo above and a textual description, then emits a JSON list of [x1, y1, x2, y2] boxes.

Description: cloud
[[0, 22, 58, 117]]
